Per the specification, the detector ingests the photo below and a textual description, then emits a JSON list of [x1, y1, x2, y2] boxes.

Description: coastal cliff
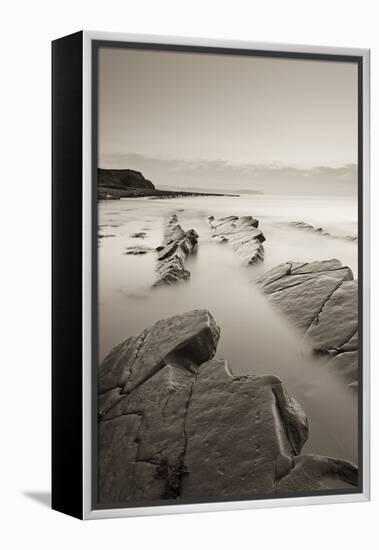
[[98, 168, 238, 199]]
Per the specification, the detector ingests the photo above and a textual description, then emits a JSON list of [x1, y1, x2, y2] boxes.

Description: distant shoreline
[[98, 167, 239, 200], [98, 187, 239, 200]]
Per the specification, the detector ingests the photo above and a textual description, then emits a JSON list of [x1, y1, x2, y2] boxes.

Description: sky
[[98, 46, 358, 193]]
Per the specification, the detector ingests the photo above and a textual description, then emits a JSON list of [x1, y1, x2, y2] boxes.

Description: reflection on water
[[98, 194, 358, 464]]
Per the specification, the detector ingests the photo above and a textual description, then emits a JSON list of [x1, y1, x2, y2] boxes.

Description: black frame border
[[52, 30, 84, 519]]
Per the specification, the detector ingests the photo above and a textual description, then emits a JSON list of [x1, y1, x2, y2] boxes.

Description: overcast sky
[[98, 46, 358, 192]]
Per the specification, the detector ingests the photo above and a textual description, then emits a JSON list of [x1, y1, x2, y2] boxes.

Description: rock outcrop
[[99, 168, 155, 190], [256, 259, 358, 387], [98, 309, 357, 505], [125, 246, 152, 255], [153, 215, 198, 286], [98, 168, 239, 200], [208, 215, 265, 265], [289, 221, 358, 242]]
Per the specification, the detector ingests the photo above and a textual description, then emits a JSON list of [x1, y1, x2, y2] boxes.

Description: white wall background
[[1, 1, 377, 548]]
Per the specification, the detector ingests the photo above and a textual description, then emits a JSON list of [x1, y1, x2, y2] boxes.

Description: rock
[[153, 215, 198, 286], [306, 280, 358, 352], [98, 309, 358, 504], [180, 361, 309, 498], [277, 454, 358, 492], [289, 221, 358, 242], [98, 309, 220, 396], [98, 168, 155, 191], [125, 246, 152, 255], [340, 331, 358, 352], [131, 232, 147, 239], [208, 215, 265, 265], [328, 351, 358, 385], [256, 260, 358, 385], [99, 366, 192, 502]]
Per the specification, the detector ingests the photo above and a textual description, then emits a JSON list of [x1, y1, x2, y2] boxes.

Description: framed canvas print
[[52, 31, 370, 520]]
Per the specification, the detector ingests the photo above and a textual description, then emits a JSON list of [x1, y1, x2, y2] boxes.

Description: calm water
[[98, 194, 358, 463]]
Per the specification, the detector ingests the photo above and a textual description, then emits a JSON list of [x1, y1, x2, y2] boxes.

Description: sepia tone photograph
[[96, 44, 360, 507]]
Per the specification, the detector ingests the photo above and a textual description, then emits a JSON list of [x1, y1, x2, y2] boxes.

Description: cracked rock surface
[[256, 259, 358, 387], [208, 215, 265, 265], [98, 309, 357, 505], [153, 214, 198, 286]]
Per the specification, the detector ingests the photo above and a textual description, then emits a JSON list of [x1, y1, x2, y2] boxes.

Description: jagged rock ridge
[[256, 259, 358, 388], [289, 221, 358, 242], [98, 309, 357, 505], [153, 214, 198, 286], [208, 215, 265, 265]]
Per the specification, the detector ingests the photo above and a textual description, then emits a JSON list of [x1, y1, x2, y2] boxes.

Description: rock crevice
[[256, 259, 358, 387]]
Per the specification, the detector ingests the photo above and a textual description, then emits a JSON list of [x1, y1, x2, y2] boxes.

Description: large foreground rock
[[256, 259, 358, 386], [154, 215, 198, 286], [98, 309, 357, 505], [98, 309, 220, 396], [208, 215, 265, 265]]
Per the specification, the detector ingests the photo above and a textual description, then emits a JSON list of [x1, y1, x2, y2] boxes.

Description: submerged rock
[[208, 215, 265, 265], [153, 214, 198, 286], [125, 245, 152, 255], [98, 309, 357, 505], [289, 221, 358, 242], [256, 260, 358, 386]]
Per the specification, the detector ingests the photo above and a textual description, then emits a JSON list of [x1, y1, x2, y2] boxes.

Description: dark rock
[[277, 454, 358, 492], [307, 280, 358, 351], [131, 232, 147, 239], [289, 221, 357, 243], [98, 168, 155, 191], [125, 246, 152, 255], [98, 309, 220, 396], [180, 360, 309, 498], [256, 260, 358, 385], [98, 309, 358, 505], [208, 215, 265, 265], [154, 215, 198, 286]]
